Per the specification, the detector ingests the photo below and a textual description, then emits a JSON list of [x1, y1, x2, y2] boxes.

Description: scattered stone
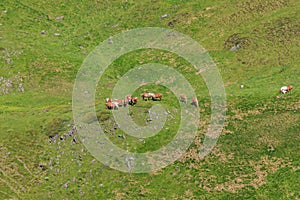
[[118, 134, 125, 139], [230, 44, 240, 51], [54, 33, 60, 36], [204, 7, 213, 11], [113, 123, 118, 130], [0, 23, 2, 26], [39, 164, 47, 171], [267, 146, 275, 152], [168, 21, 174, 27], [40, 30, 46, 34], [108, 36, 113, 44], [48, 158, 53, 166], [62, 181, 69, 188], [60, 135, 65, 141], [72, 136, 78, 143], [224, 33, 250, 50], [45, 177, 49, 181], [138, 138, 143, 142], [240, 84, 244, 89], [112, 24, 119, 28], [5, 58, 11, 64], [0, 73, 25, 95], [160, 14, 169, 19], [55, 16, 64, 20], [3, 10, 7, 13]]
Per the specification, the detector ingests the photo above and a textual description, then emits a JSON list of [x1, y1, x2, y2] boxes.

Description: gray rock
[[160, 14, 169, 19], [55, 16, 64, 20]]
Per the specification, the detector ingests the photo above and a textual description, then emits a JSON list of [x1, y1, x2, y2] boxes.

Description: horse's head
[[287, 85, 293, 91]]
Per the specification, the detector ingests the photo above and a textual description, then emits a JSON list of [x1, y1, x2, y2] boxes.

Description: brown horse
[[279, 85, 293, 94], [105, 98, 118, 110], [191, 97, 198, 107], [106, 101, 118, 110], [113, 99, 127, 107], [128, 97, 138, 105], [180, 94, 187, 104], [132, 97, 138, 105], [152, 93, 162, 101], [141, 93, 154, 101]]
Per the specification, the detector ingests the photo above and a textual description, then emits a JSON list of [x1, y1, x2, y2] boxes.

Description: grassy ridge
[[0, 0, 299, 199]]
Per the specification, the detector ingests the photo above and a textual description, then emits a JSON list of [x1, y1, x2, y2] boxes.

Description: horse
[[105, 98, 118, 110], [106, 101, 118, 110], [141, 93, 154, 101], [126, 94, 132, 100], [129, 97, 138, 105], [152, 93, 162, 101], [191, 97, 198, 107], [113, 99, 127, 107], [279, 85, 293, 94], [180, 94, 187, 104]]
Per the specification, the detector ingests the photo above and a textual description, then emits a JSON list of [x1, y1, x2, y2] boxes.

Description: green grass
[[0, 0, 299, 199]]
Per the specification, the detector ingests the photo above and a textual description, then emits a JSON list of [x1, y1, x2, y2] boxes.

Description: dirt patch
[[225, 0, 290, 24], [211, 147, 235, 163], [204, 156, 291, 193], [230, 108, 261, 121], [224, 33, 251, 50]]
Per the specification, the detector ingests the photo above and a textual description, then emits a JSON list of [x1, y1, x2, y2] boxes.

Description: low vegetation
[[0, 0, 299, 199]]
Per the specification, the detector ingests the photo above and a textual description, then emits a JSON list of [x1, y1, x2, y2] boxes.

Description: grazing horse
[[191, 97, 198, 107], [126, 94, 132, 101], [152, 93, 162, 101], [105, 98, 118, 110], [106, 101, 118, 110], [125, 94, 132, 103], [141, 93, 154, 101], [113, 99, 127, 107], [279, 85, 293, 94], [129, 97, 138, 105], [132, 97, 138, 105], [125, 94, 133, 105], [180, 94, 187, 104]]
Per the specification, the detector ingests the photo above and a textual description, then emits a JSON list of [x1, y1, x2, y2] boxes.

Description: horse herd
[[105, 84, 293, 109], [105, 92, 198, 110], [105, 94, 138, 110]]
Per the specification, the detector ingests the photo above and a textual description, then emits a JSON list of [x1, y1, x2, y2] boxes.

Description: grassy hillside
[[0, 0, 299, 199]]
